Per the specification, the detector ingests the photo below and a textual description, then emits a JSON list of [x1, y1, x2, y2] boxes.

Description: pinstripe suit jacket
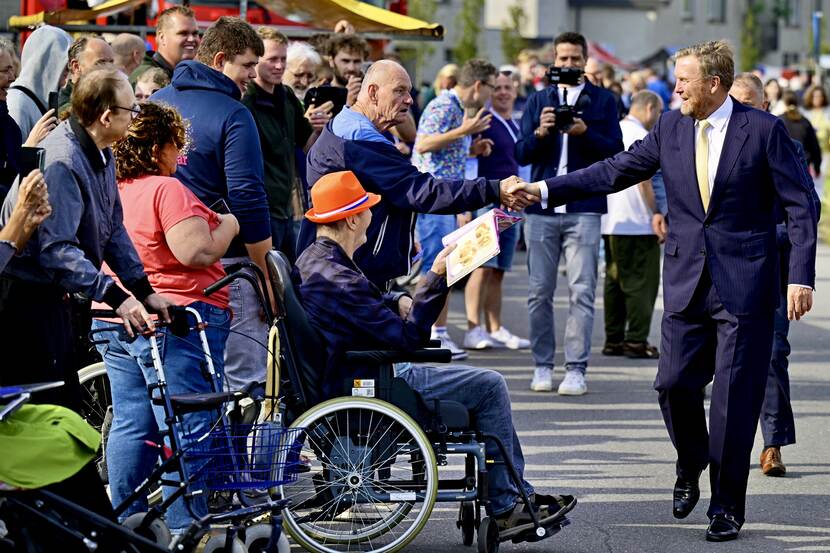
[[542, 98, 817, 316]]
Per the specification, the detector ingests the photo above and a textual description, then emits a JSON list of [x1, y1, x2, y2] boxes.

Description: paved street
[[403, 244, 830, 553]]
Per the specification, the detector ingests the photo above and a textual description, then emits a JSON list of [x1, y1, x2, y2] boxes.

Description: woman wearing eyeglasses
[[90, 99, 240, 535]]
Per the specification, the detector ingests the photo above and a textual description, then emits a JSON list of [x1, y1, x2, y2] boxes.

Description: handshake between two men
[[497, 176, 544, 211]]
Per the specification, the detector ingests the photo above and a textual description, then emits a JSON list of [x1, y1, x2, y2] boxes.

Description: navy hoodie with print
[[152, 61, 270, 257]]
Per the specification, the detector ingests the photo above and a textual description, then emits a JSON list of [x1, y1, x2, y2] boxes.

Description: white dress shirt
[[553, 83, 585, 214], [696, 95, 733, 196]]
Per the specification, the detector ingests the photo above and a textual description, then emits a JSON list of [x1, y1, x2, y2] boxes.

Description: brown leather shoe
[[760, 446, 786, 477]]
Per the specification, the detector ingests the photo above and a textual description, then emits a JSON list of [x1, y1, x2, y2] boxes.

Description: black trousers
[[0, 276, 81, 412], [654, 270, 774, 524]]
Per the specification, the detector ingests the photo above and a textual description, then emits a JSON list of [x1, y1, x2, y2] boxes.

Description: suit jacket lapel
[[708, 108, 749, 218], [678, 116, 702, 218]]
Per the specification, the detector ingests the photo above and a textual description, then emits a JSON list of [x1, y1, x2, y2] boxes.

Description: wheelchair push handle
[[204, 261, 274, 322]]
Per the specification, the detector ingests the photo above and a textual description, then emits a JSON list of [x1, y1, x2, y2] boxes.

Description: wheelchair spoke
[[283, 399, 438, 553]]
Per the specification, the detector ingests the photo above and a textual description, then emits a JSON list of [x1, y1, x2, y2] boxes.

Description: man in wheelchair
[[293, 170, 576, 533]]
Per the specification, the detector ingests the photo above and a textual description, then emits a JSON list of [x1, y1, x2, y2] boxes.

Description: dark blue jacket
[[300, 125, 500, 287], [152, 61, 270, 257], [0, 102, 22, 203], [516, 80, 623, 214], [294, 237, 448, 400], [542, 99, 817, 316]]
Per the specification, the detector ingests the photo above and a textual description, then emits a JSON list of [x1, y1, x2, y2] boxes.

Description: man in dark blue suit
[[523, 40, 817, 541]]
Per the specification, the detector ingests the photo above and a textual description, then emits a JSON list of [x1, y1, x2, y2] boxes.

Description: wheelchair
[[222, 251, 576, 553]]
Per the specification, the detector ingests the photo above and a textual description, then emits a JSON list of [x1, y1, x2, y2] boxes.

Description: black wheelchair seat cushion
[[426, 400, 470, 431]]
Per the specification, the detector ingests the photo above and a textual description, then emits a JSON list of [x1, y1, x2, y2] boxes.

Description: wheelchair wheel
[[78, 362, 111, 481], [282, 397, 438, 553], [458, 501, 476, 546], [202, 534, 248, 553], [244, 523, 290, 553], [122, 512, 171, 547], [477, 517, 499, 553]]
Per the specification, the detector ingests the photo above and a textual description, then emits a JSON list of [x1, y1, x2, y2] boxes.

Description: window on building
[[785, 0, 801, 27], [681, 0, 695, 20], [706, 0, 725, 23]]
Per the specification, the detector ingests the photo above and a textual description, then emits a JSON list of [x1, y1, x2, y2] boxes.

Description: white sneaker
[[530, 367, 553, 392], [463, 326, 495, 350], [489, 327, 530, 350], [557, 371, 587, 396], [431, 331, 468, 361]]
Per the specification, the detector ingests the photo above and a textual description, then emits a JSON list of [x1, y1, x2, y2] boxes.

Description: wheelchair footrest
[[508, 516, 570, 544]]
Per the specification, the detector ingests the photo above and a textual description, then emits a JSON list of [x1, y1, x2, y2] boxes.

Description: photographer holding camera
[[516, 32, 623, 396]]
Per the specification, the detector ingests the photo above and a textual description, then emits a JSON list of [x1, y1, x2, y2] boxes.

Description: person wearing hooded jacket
[[7, 26, 71, 141], [151, 17, 272, 392]]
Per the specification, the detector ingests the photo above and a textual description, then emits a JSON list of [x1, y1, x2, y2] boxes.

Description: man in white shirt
[[601, 90, 664, 359]]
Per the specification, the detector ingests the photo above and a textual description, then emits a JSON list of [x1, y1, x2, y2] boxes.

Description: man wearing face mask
[[516, 31, 624, 397]]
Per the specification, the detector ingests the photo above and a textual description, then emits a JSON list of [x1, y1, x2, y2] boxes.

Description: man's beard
[[334, 68, 350, 86]]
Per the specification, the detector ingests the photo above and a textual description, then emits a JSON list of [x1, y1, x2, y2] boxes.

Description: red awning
[[588, 41, 637, 71]]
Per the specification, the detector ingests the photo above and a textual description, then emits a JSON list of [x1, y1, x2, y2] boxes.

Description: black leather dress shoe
[[672, 477, 700, 519], [706, 514, 741, 542]]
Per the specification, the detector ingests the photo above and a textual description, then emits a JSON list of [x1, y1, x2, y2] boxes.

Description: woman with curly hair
[[91, 101, 239, 536]]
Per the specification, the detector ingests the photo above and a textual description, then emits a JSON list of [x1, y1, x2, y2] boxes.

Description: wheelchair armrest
[[344, 348, 452, 365]]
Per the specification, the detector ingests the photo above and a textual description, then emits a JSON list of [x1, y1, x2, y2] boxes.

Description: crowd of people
[[0, 10, 820, 547]]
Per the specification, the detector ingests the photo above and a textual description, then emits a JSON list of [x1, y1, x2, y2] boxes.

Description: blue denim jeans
[[395, 363, 533, 516], [416, 214, 456, 275], [93, 302, 231, 533], [525, 213, 601, 373], [222, 257, 269, 391]]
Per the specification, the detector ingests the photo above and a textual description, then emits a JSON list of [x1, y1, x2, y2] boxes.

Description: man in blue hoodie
[[152, 17, 272, 391]]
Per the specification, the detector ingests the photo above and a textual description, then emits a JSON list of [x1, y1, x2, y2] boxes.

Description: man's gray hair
[[630, 89, 663, 111], [0, 38, 15, 59], [732, 72, 764, 99], [674, 40, 734, 90], [287, 41, 322, 66]]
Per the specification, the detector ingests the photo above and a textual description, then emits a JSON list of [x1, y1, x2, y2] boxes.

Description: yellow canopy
[[9, 0, 147, 28], [259, 0, 443, 38]]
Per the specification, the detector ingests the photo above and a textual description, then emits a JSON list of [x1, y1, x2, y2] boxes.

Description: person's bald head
[[730, 72, 767, 110], [353, 59, 413, 132], [111, 33, 145, 75], [68, 36, 115, 83], [584, 57, 603, 86]]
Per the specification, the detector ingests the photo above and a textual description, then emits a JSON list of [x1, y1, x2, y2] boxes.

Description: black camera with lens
[[546, 66, 584, 87], [553, 105, 580, 131]]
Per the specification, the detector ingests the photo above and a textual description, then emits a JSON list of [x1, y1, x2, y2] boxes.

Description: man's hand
[[305, 100, 334, 131], [116, 296, 156, 337], [397, 295, 413, 319], [395, 141, 412, 156], [458, 108, 492, 137], [430, 244, 456, 278], [144, 293, 175, 324], [499, 176, 541, 210], [333, 19, 355, 33], [24, 109, 57, 147], [457, 212, 472, 227], [346, 75, 362, 107], [651, 213, 668, 243], [535, 106, 556, 139], [787, 286, 813, 321], [567, 117, 587, 136], [470, 136, 494, 157]]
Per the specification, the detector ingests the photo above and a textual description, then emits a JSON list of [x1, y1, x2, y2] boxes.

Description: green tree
[[500, 1, 527, 64], [455, 0, 484, 64], [740, 1, 764, 72]]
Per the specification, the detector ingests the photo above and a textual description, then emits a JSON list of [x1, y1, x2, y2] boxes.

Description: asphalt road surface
[[398, 245, 830, 553]]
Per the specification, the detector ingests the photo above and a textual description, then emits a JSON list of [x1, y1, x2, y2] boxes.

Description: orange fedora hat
[[305, 171, 381, 224]]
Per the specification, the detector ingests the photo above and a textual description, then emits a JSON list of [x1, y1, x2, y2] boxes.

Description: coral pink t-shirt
[[111, 175, 229, 309]]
